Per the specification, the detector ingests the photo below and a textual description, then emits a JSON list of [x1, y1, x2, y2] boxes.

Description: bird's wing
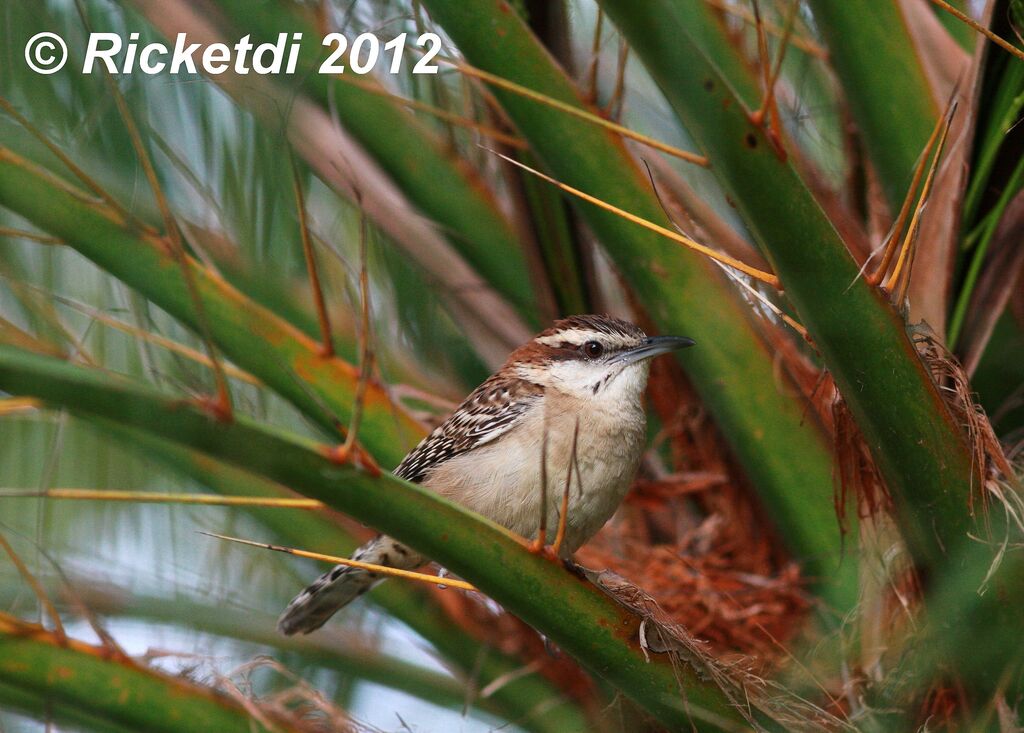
[[394, 374, 544, 483]]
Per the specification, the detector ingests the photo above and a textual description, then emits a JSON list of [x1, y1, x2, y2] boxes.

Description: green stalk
[[972, 312, 1024, 434], [0, 314, 65, 357], [109, 426, 589, 733], [0, 616, 287, 733], [948, 153, 1024, 346], [0, 577, 503, 723], [0, 681, 141, 733], [0, 146, 421, 464], [0, 138, 588, 733], [603, 0, 1024, 703], [807, 0, 939, 210], [115, 604, 493, 719], [910, 548, 1024, 696], [518, 152, 591, 314], [418, 0, 853, 608], [0, 345, 786, 732], [951, 56, 1024, 348], [159, 0, 541, 325], [599, 0, 978, 579], [960, 61, 1024, 226]]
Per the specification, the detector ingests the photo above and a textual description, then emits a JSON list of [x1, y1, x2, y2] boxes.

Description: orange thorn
[[326, 443, 352, 464], [319, 442, 382, 477], [749, 0, 797, 161], [0, 533, 67, 645], [291, 154, 335, 359], [765, 125, 788, 162], [486, 148, 782, 289], [868, 101, 950, 286], [189, 394, 234, 423]]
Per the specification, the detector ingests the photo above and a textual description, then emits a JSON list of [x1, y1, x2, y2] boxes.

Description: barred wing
[[394, 374, 543, 483]]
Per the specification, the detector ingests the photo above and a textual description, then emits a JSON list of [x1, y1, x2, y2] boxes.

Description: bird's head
[[510, 314, 694, 403]]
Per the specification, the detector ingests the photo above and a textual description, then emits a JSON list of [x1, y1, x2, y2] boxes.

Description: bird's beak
[[612, 335, 696, 366]]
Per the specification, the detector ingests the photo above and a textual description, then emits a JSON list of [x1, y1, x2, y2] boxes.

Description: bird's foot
[[525, 536, 556, 559], [524, 536, 571, 565]]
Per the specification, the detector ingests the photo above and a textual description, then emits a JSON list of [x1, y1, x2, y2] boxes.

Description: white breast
[[423, 385, 647, 555]]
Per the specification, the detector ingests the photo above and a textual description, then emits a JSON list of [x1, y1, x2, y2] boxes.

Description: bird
[[277, 314, 694, 635]]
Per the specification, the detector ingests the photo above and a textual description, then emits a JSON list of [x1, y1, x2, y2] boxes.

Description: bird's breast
[[424, 392, 646, 554]]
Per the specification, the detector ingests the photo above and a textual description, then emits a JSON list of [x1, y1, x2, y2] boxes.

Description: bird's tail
[[277, 535, 423, 635]]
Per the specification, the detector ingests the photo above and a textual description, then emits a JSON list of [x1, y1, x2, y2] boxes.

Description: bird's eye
[[582, 341, 604, 359]]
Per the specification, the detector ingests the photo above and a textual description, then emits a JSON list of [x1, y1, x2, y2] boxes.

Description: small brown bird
[[278, 314, 694, 635]]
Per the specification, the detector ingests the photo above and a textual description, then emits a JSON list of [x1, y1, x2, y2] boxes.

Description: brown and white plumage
[[277, 315, 693, 635]]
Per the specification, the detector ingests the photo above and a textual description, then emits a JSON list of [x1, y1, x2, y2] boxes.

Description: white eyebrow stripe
[[535, 330, 637, 350], [535, 329, 596, 347]]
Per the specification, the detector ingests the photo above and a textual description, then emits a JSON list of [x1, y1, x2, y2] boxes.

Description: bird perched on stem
[[278, 314, 694, 635]]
